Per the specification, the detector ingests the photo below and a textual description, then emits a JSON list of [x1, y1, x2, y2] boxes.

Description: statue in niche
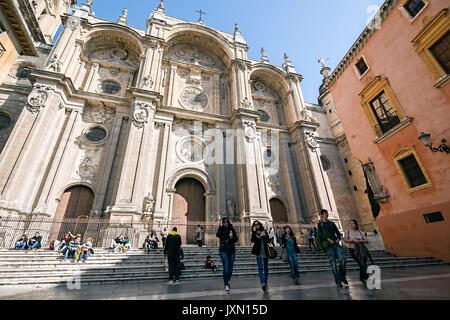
[[143, 193, 155, 220], [226, 195, 238, 220]]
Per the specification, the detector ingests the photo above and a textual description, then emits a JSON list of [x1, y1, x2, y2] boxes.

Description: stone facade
[[0, 1, 368, 246]]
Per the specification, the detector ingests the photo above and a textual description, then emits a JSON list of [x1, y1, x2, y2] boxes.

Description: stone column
[[0, 84, 66, 214], [232, 109, 269, 225], [108, 98, 157, 222]]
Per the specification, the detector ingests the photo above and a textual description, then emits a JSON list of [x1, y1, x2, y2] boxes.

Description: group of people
[[56, 232, 93, 263], [213, 211, 373, 292], [14, 232, 42, 250], [112, 234, 131, 253]]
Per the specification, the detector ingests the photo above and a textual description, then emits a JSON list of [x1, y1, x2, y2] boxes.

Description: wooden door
[[270, 198, 288, 224], [172, 178, 205, 244], [50, 186, 94, 241]]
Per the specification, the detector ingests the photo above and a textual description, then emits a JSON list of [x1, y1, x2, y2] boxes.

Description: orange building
[[319, 0, 450, 261]]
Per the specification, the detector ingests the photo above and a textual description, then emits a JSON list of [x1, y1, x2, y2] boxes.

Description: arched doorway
[[50, 186, 95, 241], [270, 198, 288, 224], [172, 178, 206, 244]]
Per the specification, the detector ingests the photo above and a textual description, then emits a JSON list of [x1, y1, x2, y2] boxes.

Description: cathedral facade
[[0, 1, 374, 246]]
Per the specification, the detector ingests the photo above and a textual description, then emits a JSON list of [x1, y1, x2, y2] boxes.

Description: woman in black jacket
[[216, 217, 238, 292], [251, 220, 270, 291]]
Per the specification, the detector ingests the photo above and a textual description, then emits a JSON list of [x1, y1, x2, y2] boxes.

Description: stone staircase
[[0, 246, 446, 286]]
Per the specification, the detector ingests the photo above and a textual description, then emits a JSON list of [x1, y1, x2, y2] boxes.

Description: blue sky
[[85, 0, 385, 104]]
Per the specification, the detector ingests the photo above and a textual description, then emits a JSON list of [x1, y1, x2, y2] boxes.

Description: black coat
[[164, 232, 182, 259], [216, 225, 238, 254], [251, 230, 270, 256]]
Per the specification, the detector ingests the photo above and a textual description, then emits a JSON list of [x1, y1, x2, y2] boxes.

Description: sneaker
[[342, 278, 349, 286], [262, 284, 267, 292], [292, 278, 298, 285], [225, 285, 230, 292], [168, 280, 174, 284], [175, 280, 180, 284]]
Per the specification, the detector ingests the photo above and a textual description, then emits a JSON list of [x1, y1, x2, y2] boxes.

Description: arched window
[[101, 81, 121, 94], [0, 112, 12, 130], [320, 155, 332, 171], [85, 126, 107, 142]]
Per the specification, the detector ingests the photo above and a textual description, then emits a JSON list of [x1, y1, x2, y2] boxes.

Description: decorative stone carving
[[166, 44, 226, 71], [149, 39, 159, 49], [109, 67, 120, 77], [90, 103, 114, 124], [266, 175, 280, 191], [176, 136, 207, 163], [47, 54, 62, 72], [25, 84, 52, 113], [67, 17, 81, 30], [167, 168, 214, 193], [141, 75, 153, 89], [243, 121, 256, 143], [76, 155, 97, 182], [132, 102, 155, 129], [239, 97, 253, 110], [362, 161, 390, 203], [305, 131, 318, 150], [180, 86, 208, 111]]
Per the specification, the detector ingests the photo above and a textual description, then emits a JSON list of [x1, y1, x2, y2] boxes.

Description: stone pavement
[[0, 265, 449, 300]]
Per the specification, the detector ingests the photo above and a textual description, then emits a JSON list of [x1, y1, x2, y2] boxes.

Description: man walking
[[195, 224, 204, 248], [307, 227, 318, 251], [317, 209, 348, 287], [164, 227, 182, 284], [276, 227, 283, 247]]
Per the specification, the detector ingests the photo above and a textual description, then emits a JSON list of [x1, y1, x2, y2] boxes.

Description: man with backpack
[[164, 227, 182, 284], [316, 209, 348, 288]]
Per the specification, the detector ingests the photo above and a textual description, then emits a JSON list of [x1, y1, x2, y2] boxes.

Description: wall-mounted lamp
[[418, 132, 449, 154]]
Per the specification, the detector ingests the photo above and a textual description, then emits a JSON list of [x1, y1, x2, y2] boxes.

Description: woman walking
[[216, 217, 238, 292], [251, 220, 270, 292], [343, 220, 370, 284], [284, 226, 300, 285]]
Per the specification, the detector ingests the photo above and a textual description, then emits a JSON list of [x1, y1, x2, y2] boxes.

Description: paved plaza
[[0, 265, 449, 300]]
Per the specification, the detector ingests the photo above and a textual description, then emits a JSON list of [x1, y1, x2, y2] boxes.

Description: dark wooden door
[[50, 186, 94, 241], [270, 198, 288, 224], [172, 178, 205, 244]]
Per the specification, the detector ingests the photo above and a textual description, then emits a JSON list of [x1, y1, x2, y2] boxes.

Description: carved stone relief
[[84, 103, 115, 124], [132, 102, 155, 129], [166, 44, 226, 71], [243, 121, 256, 143], [25, 84, 53, 113], [73, 150, 99, 183], [305, 131, 318, 150], [179, 86, 208, 111]]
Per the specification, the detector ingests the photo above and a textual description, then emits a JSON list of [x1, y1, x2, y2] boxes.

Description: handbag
[[267, 242, 277, 259]]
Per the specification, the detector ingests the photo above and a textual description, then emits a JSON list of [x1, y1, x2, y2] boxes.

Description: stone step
[[0, 257, 439, 272], [0, 262, 445, 286], [0, 256, 435, 267]]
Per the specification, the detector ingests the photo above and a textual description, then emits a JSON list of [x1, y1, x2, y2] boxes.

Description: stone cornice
[[323, 0, 399, 90]]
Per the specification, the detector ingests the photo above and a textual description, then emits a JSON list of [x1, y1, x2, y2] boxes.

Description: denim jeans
[[79, 250, 89, 261], [349, 248, 368, 281], [287, 254, 299, 279], [168, 256, 180, 281], [63, 249, 78, 261], [15, 242, 26, 250], [327, 244, 347, 283], [256, 257, 269, 285], [113, 243, 122, 252], [219, 251, 235, 286], [29, 241, 40, 249]]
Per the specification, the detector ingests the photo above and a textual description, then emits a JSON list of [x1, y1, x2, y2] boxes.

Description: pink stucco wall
[[329, 0, 450, 261]]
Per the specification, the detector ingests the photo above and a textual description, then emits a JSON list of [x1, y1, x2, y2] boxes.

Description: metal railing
[[0, 215, 314, 249]]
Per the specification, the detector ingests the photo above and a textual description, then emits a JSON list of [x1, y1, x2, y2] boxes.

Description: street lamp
[[418, 132, 449, 154]]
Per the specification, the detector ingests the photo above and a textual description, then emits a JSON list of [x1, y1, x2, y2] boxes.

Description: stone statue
[[143, 192, 155, 213], [226, 195, 237, 219]]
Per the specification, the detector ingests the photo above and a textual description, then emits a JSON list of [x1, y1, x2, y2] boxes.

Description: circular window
[[16, 67, 31, 79], [102, 81, 121, 94], [320, 156, 332, 171], [0, 112, 12, 130], [85, 127, 107, 142], [258, 110, 270, 122]]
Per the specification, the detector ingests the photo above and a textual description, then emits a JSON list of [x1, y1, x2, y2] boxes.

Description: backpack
[[49, 241, 55, 250]]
